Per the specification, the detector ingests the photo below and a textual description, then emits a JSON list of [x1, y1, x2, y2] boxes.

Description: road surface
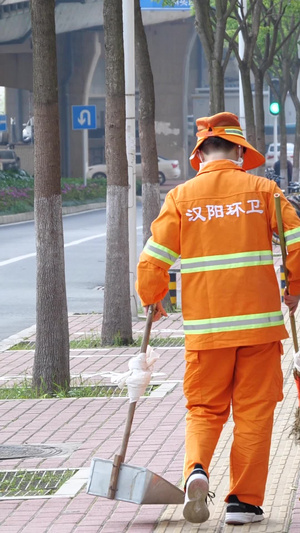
[[0, 206, 143, 341]]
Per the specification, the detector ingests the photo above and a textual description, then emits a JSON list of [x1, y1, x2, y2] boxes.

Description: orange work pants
[[183, 341, 283, 506]]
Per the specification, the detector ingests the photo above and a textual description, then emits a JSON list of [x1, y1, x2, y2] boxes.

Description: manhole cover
[[0, 445, 65, 460]]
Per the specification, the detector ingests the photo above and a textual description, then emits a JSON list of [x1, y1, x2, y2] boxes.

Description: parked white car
[[22, 117, 34, 143], [265, 142, 294, 168], [86, 153, 181, 185]]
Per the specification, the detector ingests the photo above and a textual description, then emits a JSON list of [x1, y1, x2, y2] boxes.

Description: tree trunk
[[252, 66, 266, 164], [277, 60, 289, 190], [134, 0, 160, 246], [294, 111, 300, 181], [290, 94, 300, 182], [209, 60, 225, 114], [289, 56, 300, 181], [229, 1, 263, 153], [194, 0, 227, 114], [101, 0, 132, 346], [239, 63, 256, 148], [277, 24, 300, 185], [31, 0, 70, 393], [279, 93, 289, 190]]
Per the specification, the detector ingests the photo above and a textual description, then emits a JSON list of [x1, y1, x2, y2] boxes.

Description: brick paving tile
[[21, 529, 53, 533], [1, 526, 22, 533], [47, 521, 74, 533]]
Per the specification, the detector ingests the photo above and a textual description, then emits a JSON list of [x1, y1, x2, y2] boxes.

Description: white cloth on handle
[[294, 351, 300, 372], [111, 346, 159, 402]]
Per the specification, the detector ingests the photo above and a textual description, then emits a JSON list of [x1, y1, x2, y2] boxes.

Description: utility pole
[[269, 79, 280, 165], [123, 0, 138, 317], [273, 115, 278, 164], [238, 0, 246, 133]]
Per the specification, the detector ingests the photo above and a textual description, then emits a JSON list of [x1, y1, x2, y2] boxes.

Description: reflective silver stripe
[[144, 239, 179, 266], [183, 311, 284, 335], [181, 250, 273, 273], [224, 128, 244, 138], [284, 227, 300, 246]]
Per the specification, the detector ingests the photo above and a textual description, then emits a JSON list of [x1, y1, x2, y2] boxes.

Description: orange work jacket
[[136, 160, 300, 350]]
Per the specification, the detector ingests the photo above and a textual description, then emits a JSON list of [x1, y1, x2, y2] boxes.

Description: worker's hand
[[284, 287, 300, 316], [144, 302, 168, 322]]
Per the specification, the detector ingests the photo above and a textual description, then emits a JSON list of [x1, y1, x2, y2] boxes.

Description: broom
[[274, 193, 300, 441]]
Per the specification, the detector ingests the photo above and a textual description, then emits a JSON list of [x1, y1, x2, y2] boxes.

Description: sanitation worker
[[135, 112, 300, 525]]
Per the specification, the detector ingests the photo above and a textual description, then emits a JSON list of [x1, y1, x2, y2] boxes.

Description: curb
[[0, 202, 106, 225], [0, 194, 159, 226]]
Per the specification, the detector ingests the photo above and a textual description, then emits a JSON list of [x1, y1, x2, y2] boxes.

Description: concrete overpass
[[0, 0, 191, 45], [0, 0, 192, 86], [0, 0, 196, 178]]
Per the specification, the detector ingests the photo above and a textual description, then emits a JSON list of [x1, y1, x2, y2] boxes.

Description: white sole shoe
[[183, 473, 209, 524], [225, 511, 265, 525]]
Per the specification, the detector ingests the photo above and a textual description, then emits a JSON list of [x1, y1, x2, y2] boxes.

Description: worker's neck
[[199, 153, 243, 171], [202, 150, 237, 162]]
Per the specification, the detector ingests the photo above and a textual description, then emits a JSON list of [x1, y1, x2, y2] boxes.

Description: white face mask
[[199, 157, 244, 171], [229, 156, 244, 167], [199, 161, 209, 170]]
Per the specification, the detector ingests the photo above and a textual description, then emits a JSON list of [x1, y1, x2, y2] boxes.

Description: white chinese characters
[[186, 200, 264, 222]]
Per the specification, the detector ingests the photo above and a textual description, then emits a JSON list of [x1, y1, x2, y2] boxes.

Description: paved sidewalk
[[0, 262, 300, 531]]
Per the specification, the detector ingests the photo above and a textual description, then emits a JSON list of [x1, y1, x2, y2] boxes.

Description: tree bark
[[278, 64, 289, 190], [134, 0, 160, 246], [252, 65, 266, 163], [252, 3, 300, 180], [31, 0, 70, 393], [276, 19, 300, 185], [289, 61, 300, 181], [101, 0, 132, 345], [194, 0, 224, 113], [239, 63, 256, 148], [194, 0, 236, 114], [293, 111, 300, 181], [229, 1, 264, 149]]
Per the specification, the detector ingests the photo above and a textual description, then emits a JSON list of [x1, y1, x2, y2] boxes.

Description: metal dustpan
[[87, 459, 184, 504], [86, 305, 184, 505]]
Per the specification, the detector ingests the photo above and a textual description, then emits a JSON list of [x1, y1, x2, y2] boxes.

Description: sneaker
[[183, 465, 210, 524], [225, 495, 265, 525]]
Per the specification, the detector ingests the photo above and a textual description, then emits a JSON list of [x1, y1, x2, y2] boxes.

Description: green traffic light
[[270, 102, 280, 115]]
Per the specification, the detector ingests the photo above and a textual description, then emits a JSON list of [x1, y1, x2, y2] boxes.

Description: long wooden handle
[[107, 402, 136, 499], [107, 304, 155, 499], [274, 193, 299, 352], [141, 304, 154, 352]]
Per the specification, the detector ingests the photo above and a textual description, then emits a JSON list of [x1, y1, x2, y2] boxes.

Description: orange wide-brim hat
[[190, 112, 265, 171]]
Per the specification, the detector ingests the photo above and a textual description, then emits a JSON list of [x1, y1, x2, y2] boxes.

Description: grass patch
[[0, 382, 40, 399], [0, 380, 159, 400], [0, 468, 78, 498], [8, 341, 33, 350], [10, 335, 185, 350], [68, 335, 185, 348]]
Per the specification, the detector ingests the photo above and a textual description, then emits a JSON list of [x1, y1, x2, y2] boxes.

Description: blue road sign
[[140, 0, 191, 9], [72, 105, 97, 130], [0, 114, 7, 131]]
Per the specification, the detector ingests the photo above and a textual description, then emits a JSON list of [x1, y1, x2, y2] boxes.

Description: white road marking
[[0, 252, 36, 266], [0, 226, 142, 267]]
